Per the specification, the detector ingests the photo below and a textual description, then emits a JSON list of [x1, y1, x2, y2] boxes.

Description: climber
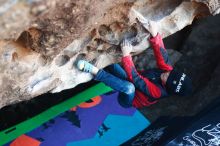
[[77, 18, 192, 108]]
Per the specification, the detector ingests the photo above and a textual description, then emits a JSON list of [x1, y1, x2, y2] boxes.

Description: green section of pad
[[0, 83, 112, 145]]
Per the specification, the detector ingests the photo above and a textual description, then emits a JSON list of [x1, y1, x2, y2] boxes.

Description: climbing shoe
[[77, 60, 95, 73]]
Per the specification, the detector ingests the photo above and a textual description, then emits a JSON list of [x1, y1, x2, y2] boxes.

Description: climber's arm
[[149, 34, 173, 71], [121, 40, 164, 99], [136, 15, 173, 71]]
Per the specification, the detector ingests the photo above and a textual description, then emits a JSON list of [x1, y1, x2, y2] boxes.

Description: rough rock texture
[[0, 0, 219, 108], [0, 0, 32, 39], [194, 0, 220, 14]]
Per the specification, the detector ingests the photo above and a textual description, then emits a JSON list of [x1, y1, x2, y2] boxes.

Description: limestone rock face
[[193, 0, 220, 14], [0, 0, 219, 108]]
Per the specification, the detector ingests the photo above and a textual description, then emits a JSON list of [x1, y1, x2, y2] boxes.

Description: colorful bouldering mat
[[5, 91, 150, 146]]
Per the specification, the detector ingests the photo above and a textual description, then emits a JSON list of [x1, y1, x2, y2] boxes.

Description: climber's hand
[[121, 39, 133, 57], [136, 14, 150, 29], [147, 21, 158, 37], [137, 15, 158, 37]]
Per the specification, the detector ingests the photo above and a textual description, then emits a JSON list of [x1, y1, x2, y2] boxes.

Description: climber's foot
[[77, 60, 99, 75]]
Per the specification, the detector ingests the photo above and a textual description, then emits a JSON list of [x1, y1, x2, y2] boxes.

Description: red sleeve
[[121, 55, 135, 82], [149, 33, 173, 71], [121, 55, 162, 98]]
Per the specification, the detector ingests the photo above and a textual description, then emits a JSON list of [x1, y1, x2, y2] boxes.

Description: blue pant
[[94, 64, 135, 108]]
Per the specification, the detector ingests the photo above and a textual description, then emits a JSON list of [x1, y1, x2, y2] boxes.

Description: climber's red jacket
[[121, 33, 173, 108]]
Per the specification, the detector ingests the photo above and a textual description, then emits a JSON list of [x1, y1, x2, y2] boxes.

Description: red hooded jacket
[[121, 34, 173, 108]]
